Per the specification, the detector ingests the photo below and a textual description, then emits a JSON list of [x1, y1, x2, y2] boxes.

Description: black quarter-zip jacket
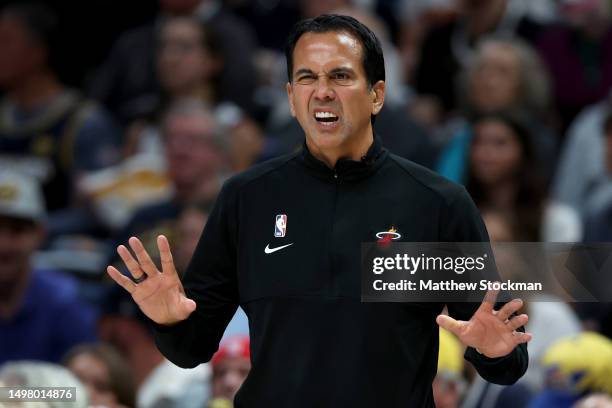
[[152, 137, 528, 407]]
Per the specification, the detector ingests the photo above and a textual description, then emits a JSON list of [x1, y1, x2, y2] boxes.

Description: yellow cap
[[541, 332, 612, 394], [438, 328, 464, 376]]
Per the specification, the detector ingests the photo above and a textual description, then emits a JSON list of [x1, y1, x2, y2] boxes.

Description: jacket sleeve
[[150, 181, 240, 368], [441, 186, 529, 385]]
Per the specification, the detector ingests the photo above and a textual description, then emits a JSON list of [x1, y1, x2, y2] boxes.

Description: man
[[111, 99, 228, 267], [0, 2, 121, 239], [89, 0, 258, 123], [0, 171, 97, 364], [208, 335, 251, 407], [108, 15, 531, 407]]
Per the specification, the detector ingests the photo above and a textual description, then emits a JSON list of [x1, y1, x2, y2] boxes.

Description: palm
[[437, 289, 532, 358], [106, 235, 196, 325]]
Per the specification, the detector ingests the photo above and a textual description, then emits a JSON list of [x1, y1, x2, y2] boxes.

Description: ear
[[370, 80, 385, 116], [286, 82, 296, 117]]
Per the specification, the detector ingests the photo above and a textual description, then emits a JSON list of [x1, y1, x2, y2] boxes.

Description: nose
[[314, 75, 335, 101]]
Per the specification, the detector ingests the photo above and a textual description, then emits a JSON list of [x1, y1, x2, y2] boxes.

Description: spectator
[[434, 328, 466, 408], [536, 0, 612, 132], [0, 2, 122, 215], [580, 110, 612, 241], [412, 0, 546, 121], [436, 38, 558, 184], [0, 361, 89, 408], [465, 113, 580, 241], [528, 332, 612, 407], [157, 16, 223, 109], [113, 99, 230, 265], [89, 0, 258, 124], [552, 95, 612, 216], [63, 343, 136, 408], [0, 171, 97, 365], [481, 208, 583, 390], [97, 285, 209, 408], [207, 335, 251, 407], [124, 18, 265, 171]]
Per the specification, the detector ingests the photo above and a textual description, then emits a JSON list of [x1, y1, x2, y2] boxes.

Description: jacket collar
[[299, 134, 388, 182]]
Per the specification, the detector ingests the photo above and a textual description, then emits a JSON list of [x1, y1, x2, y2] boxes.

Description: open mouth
[[314, 111, 339, 123]]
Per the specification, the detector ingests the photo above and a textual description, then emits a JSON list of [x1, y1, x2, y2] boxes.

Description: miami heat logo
[[376, 226, 401, 246]]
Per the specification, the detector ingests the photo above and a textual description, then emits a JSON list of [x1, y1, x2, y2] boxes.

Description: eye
[[296, 74, 315, 84], [333, 72, 349, 80]]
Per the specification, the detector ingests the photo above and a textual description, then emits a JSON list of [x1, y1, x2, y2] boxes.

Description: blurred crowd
[[1, 0, 612, 407]]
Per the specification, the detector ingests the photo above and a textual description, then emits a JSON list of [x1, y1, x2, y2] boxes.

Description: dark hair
[[1, 2, 59, 66], [157, 16, 224, 102], [466, 112, 546, 241], [63, 343, 137, 408], [284, 14, 385, 88]]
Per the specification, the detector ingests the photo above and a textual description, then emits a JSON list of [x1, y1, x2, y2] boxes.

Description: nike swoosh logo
[[264, 243, 294, 254]]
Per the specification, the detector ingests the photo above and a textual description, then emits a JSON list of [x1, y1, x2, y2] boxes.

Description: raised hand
[[436, 287, 532, 358], [106, 235, 196, 325]]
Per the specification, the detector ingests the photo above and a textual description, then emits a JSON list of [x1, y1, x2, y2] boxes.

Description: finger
[[128, 236, 159, 276], [436, 314, 465, 336], [498, 298, 524, 322], [106, 265, 136, 293], [512, 331, 532, 344], [117, 244, 146, 280], [478, 286, 500, 313], [157, 235, 179, 277], [507, 314, 529, 331]]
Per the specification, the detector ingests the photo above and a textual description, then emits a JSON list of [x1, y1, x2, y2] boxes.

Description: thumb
[[180, 296, 197, 316], [436, 314, 464, 336]]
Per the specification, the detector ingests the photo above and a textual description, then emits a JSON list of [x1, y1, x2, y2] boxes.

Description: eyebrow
[[294, 67, 356, 77], [294, 68, 315, 77], [329, 67, 355, 76]]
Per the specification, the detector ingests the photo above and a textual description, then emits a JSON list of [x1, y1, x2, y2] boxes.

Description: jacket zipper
[[330, 170, 340, 292]]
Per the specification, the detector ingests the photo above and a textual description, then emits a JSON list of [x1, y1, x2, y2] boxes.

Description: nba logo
[[274, 214, 287, 237]]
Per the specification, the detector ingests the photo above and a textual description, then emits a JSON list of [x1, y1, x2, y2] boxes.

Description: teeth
[[315, 112, 338, 118]]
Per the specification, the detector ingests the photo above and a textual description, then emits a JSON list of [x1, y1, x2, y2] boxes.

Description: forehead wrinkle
[[294, 31, 363, 72]]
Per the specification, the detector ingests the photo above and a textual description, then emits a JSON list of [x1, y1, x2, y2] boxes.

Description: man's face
[[286, 31, 384, 158], [0, 15, 44, 88], [470, 119, 522, 185], [66, 353, 119, 407], [469, 44, 521, 113], [157, 19, 220, 96], [163, 113, 225, 189], [0, 217, 42, 287], [212, 356, 251, 400]]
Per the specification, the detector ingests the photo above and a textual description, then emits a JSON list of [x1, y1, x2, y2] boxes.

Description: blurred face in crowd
[[163, 111, 225, 195], [212, 355, 251, 401], [0, 14, 46, 88], [66, 352, 118, 407], [0, 217, 42, 289], [432, 375, 463, 408], [157, 18, 221, 96], [470, 118, 522, 186], [469, 43, 521, 112], [286, 31, 384, 162]]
